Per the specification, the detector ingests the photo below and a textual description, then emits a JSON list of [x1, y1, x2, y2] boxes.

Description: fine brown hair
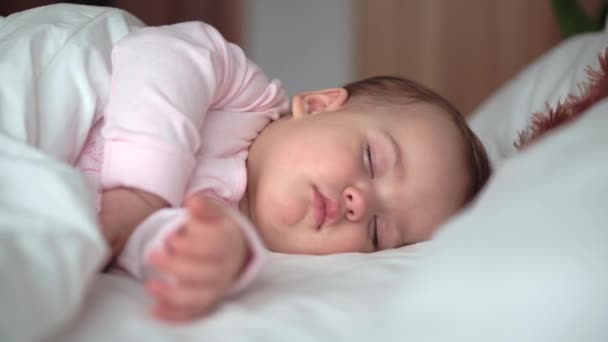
[[342, 76, 492, 203]]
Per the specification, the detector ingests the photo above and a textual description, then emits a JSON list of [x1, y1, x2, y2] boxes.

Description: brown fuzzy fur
[[514, 47, 608, 150]]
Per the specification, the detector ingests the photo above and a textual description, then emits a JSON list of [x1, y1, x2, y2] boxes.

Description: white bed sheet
[[53, 248, 421, 342]]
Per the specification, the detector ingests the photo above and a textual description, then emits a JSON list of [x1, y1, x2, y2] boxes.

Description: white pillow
[[373, 99, 608, 342], [468, 27, 608, 168], [366, 27, 608, 341]]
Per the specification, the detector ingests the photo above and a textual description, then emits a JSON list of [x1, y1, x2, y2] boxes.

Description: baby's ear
[[291, 88, 348, 118]]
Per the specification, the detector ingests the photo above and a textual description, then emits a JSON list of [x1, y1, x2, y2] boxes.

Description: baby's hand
[[145, 195, 248, 321]]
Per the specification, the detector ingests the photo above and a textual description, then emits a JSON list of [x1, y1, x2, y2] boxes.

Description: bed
[[1, 4, 608, 342]]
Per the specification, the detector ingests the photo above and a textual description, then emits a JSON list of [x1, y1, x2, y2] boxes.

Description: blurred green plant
[[552, 0, 608, 37]]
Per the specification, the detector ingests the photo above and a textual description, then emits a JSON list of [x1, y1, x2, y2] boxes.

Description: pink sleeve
[[115, 206, 267, 294], [101, 22, 288, 207]]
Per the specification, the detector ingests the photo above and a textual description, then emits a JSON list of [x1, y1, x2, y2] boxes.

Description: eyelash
[[364, 144, 375, 179], [364, 144, 379, 250], [370, 215, 379, 250]]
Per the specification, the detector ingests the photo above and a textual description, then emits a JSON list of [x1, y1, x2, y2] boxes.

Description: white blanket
[[0, 5, 143, 342], [2, 4, 608, 342]]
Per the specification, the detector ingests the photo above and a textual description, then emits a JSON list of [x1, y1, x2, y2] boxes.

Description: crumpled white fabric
[[0, 5, 143, 342]]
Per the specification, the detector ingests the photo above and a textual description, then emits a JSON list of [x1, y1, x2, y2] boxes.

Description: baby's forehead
[[349, 102, 466, 151], [386, 106, 470, 168], [376, 103, 461, 133]]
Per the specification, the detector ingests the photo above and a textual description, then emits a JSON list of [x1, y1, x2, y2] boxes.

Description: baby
[[73, 19, 491, 321]]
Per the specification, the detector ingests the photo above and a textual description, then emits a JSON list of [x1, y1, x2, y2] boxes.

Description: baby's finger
[[151, 306, 201, 322], [147, 281, 220, 315], [146, 282, 212, 321], [151, 296, 216, 321], [185, 194, 225, 223], [148, 250, 224, 285], [167, 233, 225, 261]]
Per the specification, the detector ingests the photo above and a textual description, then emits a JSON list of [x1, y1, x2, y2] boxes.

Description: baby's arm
[[100, 187, 168, 260], [116, 193, 266, 321], [99, 23, 287, 260], [101, 22, 288, 210]]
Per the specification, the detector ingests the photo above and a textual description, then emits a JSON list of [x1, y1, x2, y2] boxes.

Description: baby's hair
[[342, 76, 491, 203]]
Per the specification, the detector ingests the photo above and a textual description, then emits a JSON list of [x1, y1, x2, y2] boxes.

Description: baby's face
[[242, 103, 470, 254]]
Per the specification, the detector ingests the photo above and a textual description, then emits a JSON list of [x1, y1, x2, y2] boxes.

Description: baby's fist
[[146, 194, 248, 321]]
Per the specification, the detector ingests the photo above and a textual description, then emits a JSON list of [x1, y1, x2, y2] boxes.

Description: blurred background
[[1, 0, 606, 114]]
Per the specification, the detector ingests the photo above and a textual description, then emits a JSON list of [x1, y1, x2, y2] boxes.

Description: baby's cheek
[[317, 156, 361, 184], [256, 189, 307, 229], [274, 196, 307, 227]]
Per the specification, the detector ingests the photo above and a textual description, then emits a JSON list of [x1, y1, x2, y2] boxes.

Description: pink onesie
[[75, 22, 289, 293]]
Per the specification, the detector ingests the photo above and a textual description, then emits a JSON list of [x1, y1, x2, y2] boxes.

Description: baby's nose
[[342, 186, 370, 222]]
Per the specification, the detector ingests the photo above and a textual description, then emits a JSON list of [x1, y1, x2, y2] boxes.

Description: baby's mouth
[[312, 186, 326, 229], [312, 187, 339, 229]]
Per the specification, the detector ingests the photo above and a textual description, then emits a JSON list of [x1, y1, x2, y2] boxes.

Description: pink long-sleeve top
[[76, 21, 289, 293]]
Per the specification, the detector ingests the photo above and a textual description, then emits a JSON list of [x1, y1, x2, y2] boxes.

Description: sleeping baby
[[65, 9, 493, 321]]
